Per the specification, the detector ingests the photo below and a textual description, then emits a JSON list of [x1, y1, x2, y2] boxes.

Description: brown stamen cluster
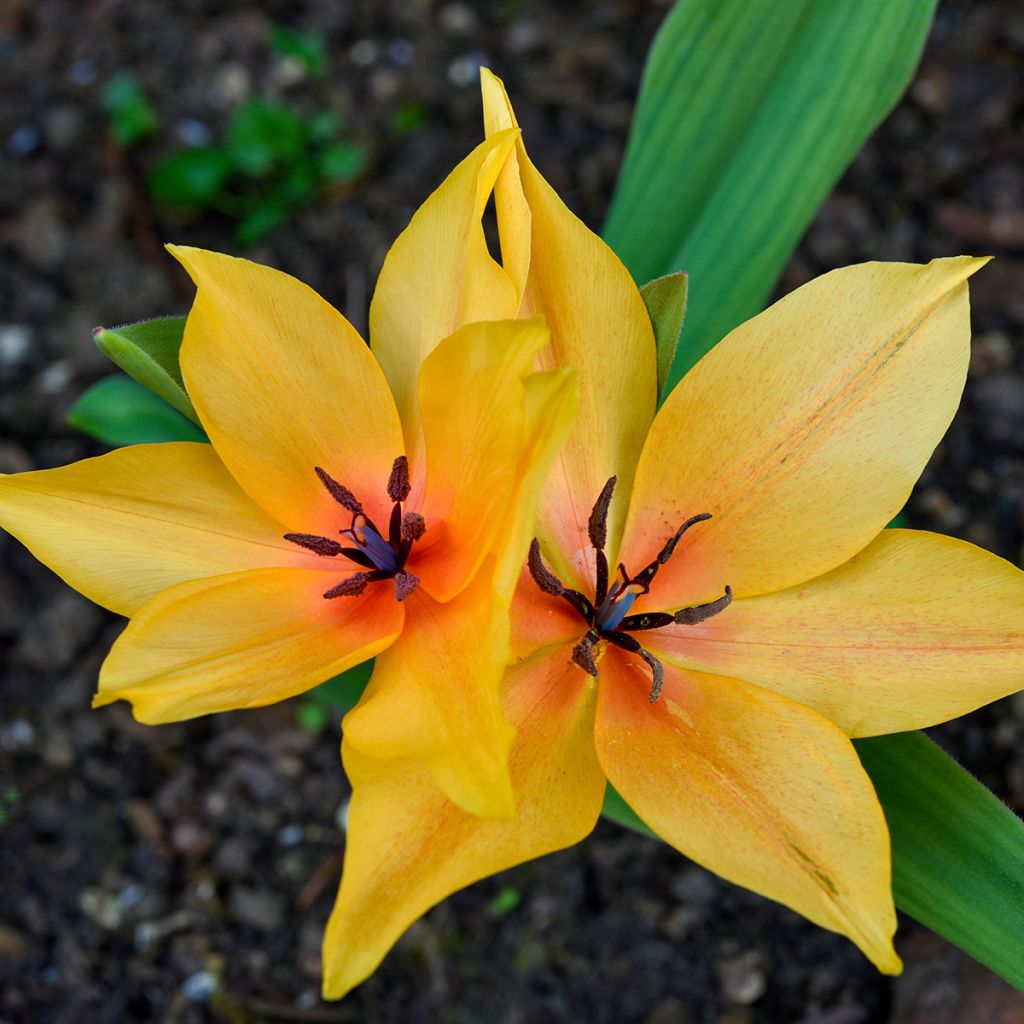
[[285, 456, 424, 602], [527, 477, 731, 701]]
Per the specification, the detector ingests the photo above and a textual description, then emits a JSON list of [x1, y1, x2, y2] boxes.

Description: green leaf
[[68, 375, 206, 447], [392, 100, 428, 136], [269, 25, 328, 77], [307, 660, 374, 714], [602, 733, 1024, 992], [92, 316, 201, 425], [603, 0, 937, 386], [640, 272, 688, 400], [317, 141, 369, 184], [227, 101, 306, 177], [235, 204, 288, 248], [856, 732, 1024, 990], [102, 72, 158, 147], [148, 147, 232, 207]]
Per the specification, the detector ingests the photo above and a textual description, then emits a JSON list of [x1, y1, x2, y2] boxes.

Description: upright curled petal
[[96, 568, 404, 723], [370, 131, 520, 462], [323, 647, 603, 1000], [651, 529, 1024, 736], [481, 69, 657, 586], [620, 257, 989, 609], [171, 246, 404, 533], [0, 443, 320, 616], [595, 651, 901, 974], [342, 565, 516, 818], [414, 318, 576, 603]]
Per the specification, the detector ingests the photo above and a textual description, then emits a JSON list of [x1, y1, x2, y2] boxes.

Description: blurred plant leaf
[[640, 272, 688, 401], [296, 660, 375, 732], [149, 147, 232, 207], [392, 100, 429, 136], [68, 375, 206, 447], [93, 316, 200, 425], [235, 204, 289, 248], [317, 141, 369, 183], [603, 0, 937, 386], [227, 100, 306, 176], [102, 72, 158, 147], [269, 25, 328, 77], [308, 109, 344, 143]]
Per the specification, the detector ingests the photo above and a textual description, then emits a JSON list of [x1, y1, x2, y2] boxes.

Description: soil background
[[2, 2, 1024, 1022]]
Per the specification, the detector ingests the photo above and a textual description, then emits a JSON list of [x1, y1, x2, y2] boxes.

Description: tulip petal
[[322, 646, 603, 1000], [481, 69, 657, 587], [96, 568, 403, 723], [414, 318, 576, 603], [649, 529, 1024, 737], [595, 650, 901, 974], [170, 246, 404, 533], [619, 258, 989, 609], [369, 131, 520, 460], [341, 565, 517, 818], [0, 443, 320, 616]]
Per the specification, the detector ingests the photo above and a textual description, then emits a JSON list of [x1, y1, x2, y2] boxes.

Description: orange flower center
[[284, 456, 425, 603], [527, 476, 731, 702]]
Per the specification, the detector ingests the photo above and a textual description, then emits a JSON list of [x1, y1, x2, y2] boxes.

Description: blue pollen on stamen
[[596, 589, 638, 633]]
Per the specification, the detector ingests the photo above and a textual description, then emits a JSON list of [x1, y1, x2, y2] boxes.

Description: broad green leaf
[[602, 732, 1024, 992], [68, 375, 206, 447], [317, 141, 369, 184], [269, 25, 328, 77], [102, 72, 158, 147], [92, 316, 200, 425], [235, 204, 288, 248], [856, 732, 1024, 990], [640, 272, 688, 400], [227, 101, 306, 177], [148, 147, 232, 207], [603, 0, 937, 385]]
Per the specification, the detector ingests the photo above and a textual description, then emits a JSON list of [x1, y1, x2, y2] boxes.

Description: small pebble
[[7, 125, 40, 158], [350, 40, 378, 67], [182, 970, 217, 1003]]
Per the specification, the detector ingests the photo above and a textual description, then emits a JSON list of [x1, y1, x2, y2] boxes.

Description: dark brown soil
[[2, 2, 1023, 1022]]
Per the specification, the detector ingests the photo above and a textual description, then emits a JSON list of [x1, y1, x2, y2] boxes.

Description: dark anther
[[571, 630, 600, 677], [606, 631, 666, 702], [528, 538, 564, 596], [674, 586, 733, 625], [387, 455, 411, 503], [528, 539, 595, 623], [630, 512, 713, 591], [400, 511, 426, 543], [587, 476, 617, 551], [324, 572, 370, 599], [284, 532, 344, 557], [393, 570, 420, 602], [315, 467, 363, 514]]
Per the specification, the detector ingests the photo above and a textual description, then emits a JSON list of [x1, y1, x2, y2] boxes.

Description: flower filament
[[285, 456, 425, 602], [527, 476, 732, 702]]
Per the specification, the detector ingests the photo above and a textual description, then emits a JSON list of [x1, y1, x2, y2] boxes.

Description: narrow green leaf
[[603, 0, 937, 385], [68, 375, 206, 447], [101, 72, 158, 147], [855, 732, 1024, 989], [640, 272, 688, 400], [93, 316, 200, 425]]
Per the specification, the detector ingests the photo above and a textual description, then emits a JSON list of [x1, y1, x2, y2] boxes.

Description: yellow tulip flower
[[322, 71, 1023, 998], [0, 127, 577, 820]]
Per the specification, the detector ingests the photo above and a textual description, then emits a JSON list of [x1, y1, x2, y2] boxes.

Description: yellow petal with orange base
[[369, 131, 520, 462], [649, 529, 1024, 737], [414, 318, 575, 603], [481, 69, 657, 588], [171, 246, 404, 534], [620, 257, 989, 610], [341, 564, 517, 818], [0, 443, 321, 616], [322, 646, 603, 1001], [594, 650, 901, 974], [96, 568, 403, 723]]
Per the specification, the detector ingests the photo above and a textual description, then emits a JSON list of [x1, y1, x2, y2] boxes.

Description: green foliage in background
[[102, 72, 159, 147]]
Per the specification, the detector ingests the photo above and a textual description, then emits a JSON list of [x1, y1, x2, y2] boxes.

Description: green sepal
[[92, 316, 200, 426], [68, 375, 206, 447], [640, 271, 688, 401]]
